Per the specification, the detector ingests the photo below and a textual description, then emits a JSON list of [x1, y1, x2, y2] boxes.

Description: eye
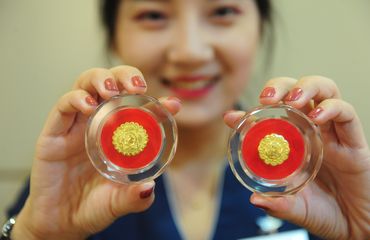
[[210, 6, 241, 24], [134, 10, 168, 28], [137, 11, 166, 21], [213, 7, 240, 17]]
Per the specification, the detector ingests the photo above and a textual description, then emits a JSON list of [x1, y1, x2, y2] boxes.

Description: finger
[[111, 181, 155, 217], [158, 96, 182, 116], [139, 96, 182, 124], [284, 76, 341, 109], [110, 66, 147, 95], [249, 193, 318, 236], [250, 193, 306, 223], [74, 68, 119, 100], [42, 90, 98, 136], [223, 110, 246, 129], [308, 99, 368, 148], [259, 77, 297, 105], [249, 189, 347, 239]]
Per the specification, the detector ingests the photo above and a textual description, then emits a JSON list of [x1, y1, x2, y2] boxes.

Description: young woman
[[6, 0, 370, 239]]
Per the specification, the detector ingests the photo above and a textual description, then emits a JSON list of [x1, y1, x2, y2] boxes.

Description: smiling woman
[[3, 0, 370, 240], [111, 0, 264, 127]]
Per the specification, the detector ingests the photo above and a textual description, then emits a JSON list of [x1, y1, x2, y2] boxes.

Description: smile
[[161, 75, 220, 100]]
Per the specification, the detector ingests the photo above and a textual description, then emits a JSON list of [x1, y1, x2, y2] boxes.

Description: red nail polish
[[308, 107, 324, 119], [254, 204, 270, 211], [132, 76, 146, 88], [104, 78, 118, 91], [285, 88, 303, 101], [140, 187, 154, 199], [260, 87, 276, 98], [85, 96, 98, 106], [168, 96, 182, 104]]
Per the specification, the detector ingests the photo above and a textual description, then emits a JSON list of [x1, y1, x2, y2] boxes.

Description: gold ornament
[[258, 134, 290, 166], [112, 122, 148, 156]]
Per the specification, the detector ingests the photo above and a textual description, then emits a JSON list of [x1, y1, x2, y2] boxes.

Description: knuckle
[[80, 68, 108, 79], [321, 98, 339, 106], [323, 98, 353, 111], [75, 68, 111, 88], [266, 77, 297, 86], [110, 65, 143, 77], [89, 68, 112, 81], [300, 75, 338, 88]]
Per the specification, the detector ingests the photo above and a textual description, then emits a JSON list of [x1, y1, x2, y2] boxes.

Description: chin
[[174, 107, 223, 129]]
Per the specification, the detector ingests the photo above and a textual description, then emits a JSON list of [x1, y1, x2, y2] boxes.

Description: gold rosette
[[258, 133, 290, 166], [112, 122, 148, 156]]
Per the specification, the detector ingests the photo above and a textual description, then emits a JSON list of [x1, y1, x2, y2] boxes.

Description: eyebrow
[[133, 0, 169, 2], [133, 0, 231, 2]]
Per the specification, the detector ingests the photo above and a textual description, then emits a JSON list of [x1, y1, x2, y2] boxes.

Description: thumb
[[223, 110, 246, 129], [249, 192, 307, 225], [111, 181, 156, 217]]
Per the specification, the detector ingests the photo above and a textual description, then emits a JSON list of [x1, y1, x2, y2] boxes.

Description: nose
[[167, 15, 214, 67]]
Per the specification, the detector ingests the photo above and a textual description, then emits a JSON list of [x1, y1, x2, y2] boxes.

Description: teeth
[[161, 76, 219, 90], [174, 81, 210, 90]]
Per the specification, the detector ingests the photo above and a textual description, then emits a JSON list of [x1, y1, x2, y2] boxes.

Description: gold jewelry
[[258, 134, 290, 166], [112, 122, 148, 156]]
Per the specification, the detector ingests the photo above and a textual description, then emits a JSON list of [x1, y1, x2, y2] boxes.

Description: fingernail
[[104, 78, 118, 91], [285, 88, 303, 101], [85, 96, 98, 106], [140, 187, 154, 199], [260, 87, 276, 98], [253, 204, 270, 211], [168, 96, 182, 104], [308, 107, 324, 119], [132, 76, 146, 88]]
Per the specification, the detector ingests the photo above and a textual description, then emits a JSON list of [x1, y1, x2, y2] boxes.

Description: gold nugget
[[258, 134, 290, 166], [112, 122, 148, 156]]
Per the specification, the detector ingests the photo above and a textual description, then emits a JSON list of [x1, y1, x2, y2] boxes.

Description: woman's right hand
[[12, 66, 182, 240]]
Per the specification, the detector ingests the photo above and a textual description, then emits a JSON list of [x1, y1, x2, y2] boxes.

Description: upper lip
[[169, 75, 214, 83]]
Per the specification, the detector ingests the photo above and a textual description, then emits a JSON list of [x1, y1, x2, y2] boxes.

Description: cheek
[[116, 29, 167, 77], [115, 31, 171, 98], [221, 32, 259, 100]]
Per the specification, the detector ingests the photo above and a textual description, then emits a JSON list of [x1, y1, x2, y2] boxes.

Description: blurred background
[[1, 0, 369, 223]]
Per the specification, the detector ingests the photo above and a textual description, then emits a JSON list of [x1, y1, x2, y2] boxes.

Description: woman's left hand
[[224, 76, 370, 240]]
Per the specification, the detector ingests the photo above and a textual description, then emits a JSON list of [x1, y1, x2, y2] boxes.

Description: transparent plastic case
[[85, 94, 177, 184], [228, 104, 323, 196]]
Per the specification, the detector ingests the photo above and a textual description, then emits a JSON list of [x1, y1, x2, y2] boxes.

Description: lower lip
[[168, 78, 218, 100], [170, 77, 218, 100]]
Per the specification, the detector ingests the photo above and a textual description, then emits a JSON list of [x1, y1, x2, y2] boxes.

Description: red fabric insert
[[100, 108, 163, 169], [241, 118, 305, 180]]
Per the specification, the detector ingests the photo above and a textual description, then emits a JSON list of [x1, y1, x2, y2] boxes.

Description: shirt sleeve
[[6, 177, 30, 219]]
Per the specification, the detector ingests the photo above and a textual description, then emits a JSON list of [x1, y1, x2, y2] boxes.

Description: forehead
[[124, 0, 251, 7], [130, 0, 244, 2]]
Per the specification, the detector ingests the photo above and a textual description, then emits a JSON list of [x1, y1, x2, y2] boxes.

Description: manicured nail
[[168, 96, 182, 104], [140, 187, 154, 199], [308, 107, 324, 119], [253, 204, 270, 211], [104, 78, 118, 91], [285, 88, 303, 101], [85, 96, 98, 106], [132, 75, 146, 88], [260, 87, 276, 98]]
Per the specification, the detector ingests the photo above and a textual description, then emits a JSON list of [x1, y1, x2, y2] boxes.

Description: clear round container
[[228, 104, 323, 196], [85, 94, 177, 184]]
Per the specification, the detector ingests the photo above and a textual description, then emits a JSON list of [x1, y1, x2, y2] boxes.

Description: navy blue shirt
[[7, 166, 322, 239]]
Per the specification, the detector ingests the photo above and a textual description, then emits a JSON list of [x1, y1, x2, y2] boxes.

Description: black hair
[[100, 0, 273, 48]]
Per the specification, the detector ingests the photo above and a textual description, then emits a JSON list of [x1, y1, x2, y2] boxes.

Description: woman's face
[[114, 0, 261, 127]]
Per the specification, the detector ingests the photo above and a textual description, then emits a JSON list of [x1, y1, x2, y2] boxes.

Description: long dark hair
[[100, 0, 273, 48]]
